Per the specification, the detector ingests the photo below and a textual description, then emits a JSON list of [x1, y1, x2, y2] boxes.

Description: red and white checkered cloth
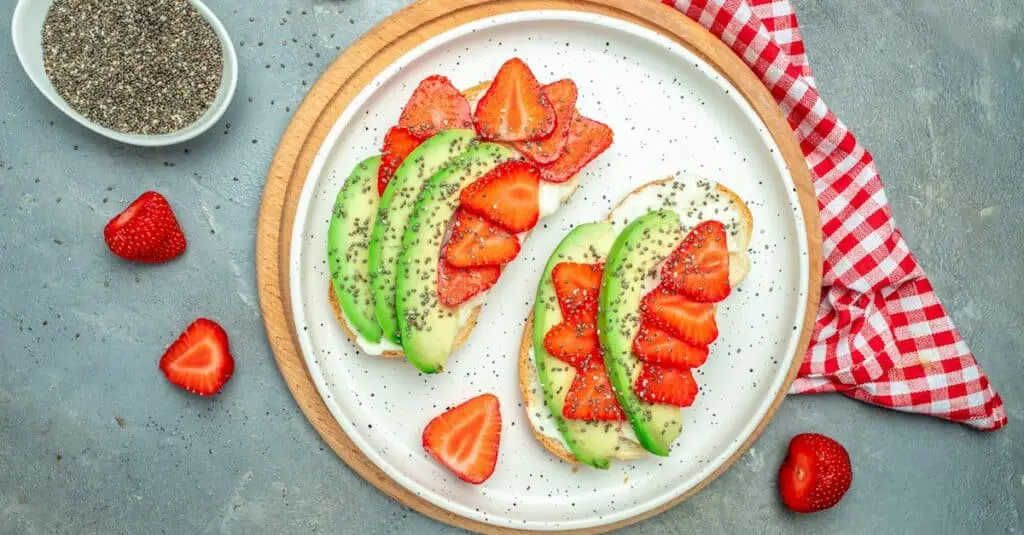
[[661, 0, 1006, 430]]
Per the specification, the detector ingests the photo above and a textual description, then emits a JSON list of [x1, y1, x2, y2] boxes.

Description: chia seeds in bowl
[[41, 0, 224, 136]]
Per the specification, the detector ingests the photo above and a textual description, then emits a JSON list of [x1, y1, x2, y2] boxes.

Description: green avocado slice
[[368, 129, 475, 345], [599, 210, 685, 456], [327, 156, 383, 342], [396, 142, 517, 373]]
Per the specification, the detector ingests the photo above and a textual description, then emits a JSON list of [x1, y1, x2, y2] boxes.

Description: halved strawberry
[[422, 393, 501, 484], [551, 262, 603, 319], [473, 58, 555, 141], [563, 359, 627, 421], [542, 320, 599, 370], [377, 126, 422, 195], [104, 191, 187, 264], [640, 285, 718, 345], [514, 79, 578, 164], [436, 255, 500, 307], [158, 318, 234, 396], [634, 363, 699, 407], [444, 210, 521, 268], [398, 75, 473, 139], [633, 321, 709, 368], [459, 160, 540, 233], [662, 220, 731, 302], [538, 113, 613, 183]]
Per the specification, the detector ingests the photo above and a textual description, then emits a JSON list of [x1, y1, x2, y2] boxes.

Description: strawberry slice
[[633, 321, 709, 368], [514, 79, 578, 164], [662, 220, 731, 302], [634, 363, 699, 407], [422, 393, 501, 484], [104, 191, 187, 264], [377, 126, 422, 195], [538, 113, 613, 183], [563, 359, 627, 421], [473, 58, 555, 141], [640, 285, 718, 345], [459, 160, 540, 233], [158, 318, 234, 396], [398, 75, 473, 139], [436, 255, 500, 307], [444, 210, 521, 268], [551, 262, 603, 319], [542, 320, 600, 370]]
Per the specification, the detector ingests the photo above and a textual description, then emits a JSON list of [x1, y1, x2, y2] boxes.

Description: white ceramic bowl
[[11, 0, 238, 147]]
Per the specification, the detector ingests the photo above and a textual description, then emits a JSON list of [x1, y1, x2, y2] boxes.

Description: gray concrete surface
[[1, 1, 1021, 533]]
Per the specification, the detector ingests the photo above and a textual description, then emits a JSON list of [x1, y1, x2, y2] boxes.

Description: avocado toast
[[518, 175, 754, 468], [328, 58, 614, 372]]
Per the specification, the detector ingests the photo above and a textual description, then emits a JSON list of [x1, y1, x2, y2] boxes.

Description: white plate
[[289, 11, 809, 531]]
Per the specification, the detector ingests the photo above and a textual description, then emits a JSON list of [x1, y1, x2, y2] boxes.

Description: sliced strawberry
[[633, 363, 699, 407], [459, 160, 540, 233], [633, 321, 709, 368], [444, 210, 521, 268], [662, 220, 731, 302], [422, 393, 501, 484], [640, 285, 718, 345], [563, 359, 627, 421], [104, 191, 186, 264], [538, 113, 613, 183], [437, 255, 500, 307], [551, 262, 603, 319], [473, 58, 555, 141], [514, 79, 578, 164], [542, 320, 599, 370], [158, 318, 234, 396], [398, 75, 473, 139], [377, 126, 422, 195]]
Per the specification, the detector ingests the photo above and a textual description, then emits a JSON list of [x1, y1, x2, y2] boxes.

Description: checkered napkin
[[661, 0, 1006, 430]]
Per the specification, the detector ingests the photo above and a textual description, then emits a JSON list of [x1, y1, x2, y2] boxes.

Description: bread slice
[[518, 176, 754, 464]]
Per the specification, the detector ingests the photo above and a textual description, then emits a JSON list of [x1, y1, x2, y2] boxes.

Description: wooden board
[[256, 0, 823, 532]]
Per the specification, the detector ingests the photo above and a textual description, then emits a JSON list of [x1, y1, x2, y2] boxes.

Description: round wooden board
[[256, 0, 823, 532]]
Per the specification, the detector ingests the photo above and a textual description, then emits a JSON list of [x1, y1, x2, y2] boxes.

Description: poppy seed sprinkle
[[42, 0, 223, 135]]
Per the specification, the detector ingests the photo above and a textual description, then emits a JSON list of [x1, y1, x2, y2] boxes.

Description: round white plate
[[289, 11, 809, 531]]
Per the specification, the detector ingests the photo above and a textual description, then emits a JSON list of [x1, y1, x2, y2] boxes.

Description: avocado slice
[[599, 210, 685, 456], [532, 223, 646, 469], [327, 156, 383, 342], [369, 129, 475, 344], [396, 142, 517, 373]]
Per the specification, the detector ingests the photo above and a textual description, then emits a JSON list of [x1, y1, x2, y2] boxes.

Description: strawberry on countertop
[[778, 433, 853, 513], [422, 393, 502, 484], [159, 318, 234, 396], [104, 191, 186, 264]]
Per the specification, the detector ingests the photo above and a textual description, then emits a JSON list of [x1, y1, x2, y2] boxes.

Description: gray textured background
[[1, 1, 1021, 533]]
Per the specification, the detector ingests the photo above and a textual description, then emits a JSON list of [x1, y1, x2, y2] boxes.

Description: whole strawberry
[[104, 191, 186, 263], [778, 433, 852, 513]]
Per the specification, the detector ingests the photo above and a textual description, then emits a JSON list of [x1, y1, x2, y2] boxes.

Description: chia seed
[[42, 0, 223, 135]]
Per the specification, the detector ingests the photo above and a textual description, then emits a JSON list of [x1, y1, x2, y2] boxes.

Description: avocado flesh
[[599, 210, 685, 456], [396, 142, 517, 373], [532, 223, 646, 469], [369, 129, 475, 345], [328, 156, 384, 342]]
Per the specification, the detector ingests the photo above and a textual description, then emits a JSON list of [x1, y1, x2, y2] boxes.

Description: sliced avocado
[[369, 129, 475, 344], [599, 210, 685, 456], [396, 142, 517, 373], [328, 156, 383, 342], [532, 223, 646, 469]]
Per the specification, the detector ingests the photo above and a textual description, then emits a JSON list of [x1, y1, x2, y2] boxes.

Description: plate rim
[[256, 1, 822, 533]]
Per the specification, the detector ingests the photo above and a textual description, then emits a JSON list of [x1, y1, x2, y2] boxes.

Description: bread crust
[[519, 176, 755, 464]]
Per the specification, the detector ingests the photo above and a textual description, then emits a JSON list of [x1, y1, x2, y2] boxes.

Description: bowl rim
[[11, 0, 238, 147]]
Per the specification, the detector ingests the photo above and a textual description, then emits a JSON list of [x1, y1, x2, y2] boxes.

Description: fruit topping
[[662, 220, 731, 302], [538, 113, 613, 183], [103, 191, 186, 264], [436, 254, 500, 307], [398, 75, 473, 139], [551, 262, 603, 319], [633, 363, 698, 407], [377, 126, 422, 195], [444, 210, 521, 268], [459, 160, 540, 233], [542, 320, 600, 371], [563, 359, 627, 421], [473, 58, 555, 141], [640, 285, 718, 346], [514, 79, 578, 164], [422, 393, 501, 484], [633, 321, 709, 368]]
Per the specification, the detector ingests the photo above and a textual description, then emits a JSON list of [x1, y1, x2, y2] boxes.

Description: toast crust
[[519, 176, 755, 464]]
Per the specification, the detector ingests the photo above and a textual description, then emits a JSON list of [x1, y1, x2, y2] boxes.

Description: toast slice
[[519, 175, 754, 465]]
